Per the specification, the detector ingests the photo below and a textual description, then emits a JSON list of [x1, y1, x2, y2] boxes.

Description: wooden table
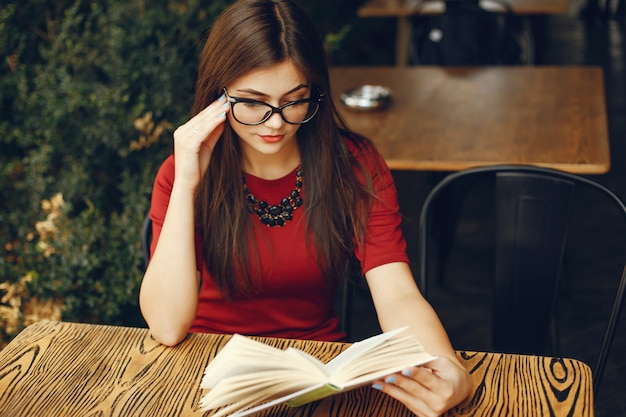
[[331, 66, 610, 174], [0, 320, 594, 416], [358, 0, 569, 66]]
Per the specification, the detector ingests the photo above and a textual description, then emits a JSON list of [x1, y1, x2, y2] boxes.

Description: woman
[[139, 0, 471, 415]]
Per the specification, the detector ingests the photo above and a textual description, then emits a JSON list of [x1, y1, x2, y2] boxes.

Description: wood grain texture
[[331, 66, 610, 174], [446, 352, 594, 417], [0, 321, 594, 416]]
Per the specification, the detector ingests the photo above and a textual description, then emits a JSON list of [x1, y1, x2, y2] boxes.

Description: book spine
[[286, 384, 342, 407]]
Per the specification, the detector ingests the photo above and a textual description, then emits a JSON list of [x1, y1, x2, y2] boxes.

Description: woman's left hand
[[372, 356, 472, 417]]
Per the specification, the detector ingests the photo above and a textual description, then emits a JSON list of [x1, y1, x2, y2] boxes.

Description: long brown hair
[[193, 0, 377, 297]]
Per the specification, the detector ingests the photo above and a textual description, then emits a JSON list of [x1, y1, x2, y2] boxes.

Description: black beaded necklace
[[243, 169, 303, 227]]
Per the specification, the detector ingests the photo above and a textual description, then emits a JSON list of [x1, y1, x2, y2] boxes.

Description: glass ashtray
[[340, 85, 392, 111]]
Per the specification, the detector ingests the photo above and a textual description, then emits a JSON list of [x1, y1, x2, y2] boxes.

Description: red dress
[[149, 140, 409, 341]]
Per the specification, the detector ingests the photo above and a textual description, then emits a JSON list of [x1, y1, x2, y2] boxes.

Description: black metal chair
[[410, 0, 535, 66], [418, 165, 626, 394]]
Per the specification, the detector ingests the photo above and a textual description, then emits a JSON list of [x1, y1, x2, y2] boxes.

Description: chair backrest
[[492, 171, 573, 354], [410, 0, 535, 65], [418, 165, 626, 394]]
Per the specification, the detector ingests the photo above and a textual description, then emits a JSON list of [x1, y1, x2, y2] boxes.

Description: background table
[[358, 0, 569, 17], [331, 66, 610, 174], [0, 321, 594, 416], [358, 0, 569, 65]]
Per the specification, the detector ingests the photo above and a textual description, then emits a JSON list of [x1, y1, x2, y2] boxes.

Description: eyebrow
[[233, 84, 310, 98]]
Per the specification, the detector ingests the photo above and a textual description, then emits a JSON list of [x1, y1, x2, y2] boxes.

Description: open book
[[198, 327, 437, 417]]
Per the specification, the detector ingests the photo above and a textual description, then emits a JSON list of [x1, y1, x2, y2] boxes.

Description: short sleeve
[[351, 142, 409, 274], [148, 155, 205, 272], [149, 154, 175, 257]]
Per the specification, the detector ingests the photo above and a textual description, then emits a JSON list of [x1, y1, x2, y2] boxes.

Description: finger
[[408, 365, 443, 391], [372, 376, 440, 417], [385, 371, 441, 400], [175, 95, 229, 145], [420, 356, 466, 382], [195, 94, 230, 127], [171, 96, 230, 188]]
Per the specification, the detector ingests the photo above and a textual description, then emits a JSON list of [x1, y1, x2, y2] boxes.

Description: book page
[[199, 328, 435, 416], [330, 335, 437, 387], [286, 383, 342, 407], [325, 326, 409, 374], [220, 382, 327, 417], [201, 334, 326, 389], [203, 382, 328, 417], [330, 353, 437, 390], [200, 370, 320, 414], [284, 347, 331, 377], [201, 335, 283, 388]]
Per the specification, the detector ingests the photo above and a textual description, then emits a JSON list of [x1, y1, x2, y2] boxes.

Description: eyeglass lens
[[232, 100, 319, 125]]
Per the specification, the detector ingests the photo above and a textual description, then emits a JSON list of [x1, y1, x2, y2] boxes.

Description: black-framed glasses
[[223, 87, 324, 126]]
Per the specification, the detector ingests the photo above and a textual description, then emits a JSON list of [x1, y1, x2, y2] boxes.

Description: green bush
[[0, 0, 380, 346], [0, 0, 236, 345]]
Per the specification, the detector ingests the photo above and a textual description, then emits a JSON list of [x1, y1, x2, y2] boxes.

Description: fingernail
[[218, 112, 226, 118], [219, 93, 225, 101], [222, 102, 230, 109], [402, 369, 412, 377], [372, 383, 382, 391], [384, 376, 396, 384]]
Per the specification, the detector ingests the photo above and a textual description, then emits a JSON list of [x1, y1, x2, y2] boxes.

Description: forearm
[[140, 94, 227, 345], [366, 263, 461, 366], [139, 186, 200, 346], [379, 292, 461, 367], [367, 263, 472, 415]]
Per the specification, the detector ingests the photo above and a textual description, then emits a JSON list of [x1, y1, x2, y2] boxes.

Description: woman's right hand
[[140, 95, 229, 346], [172, 94, 230, 191]]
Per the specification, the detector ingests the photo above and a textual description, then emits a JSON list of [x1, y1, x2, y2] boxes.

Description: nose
[[263, 110, 284, 128]]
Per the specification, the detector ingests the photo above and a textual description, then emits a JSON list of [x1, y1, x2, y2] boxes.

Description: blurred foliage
[[0, 0, 230, 345], [0, 0, 394, 346]]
